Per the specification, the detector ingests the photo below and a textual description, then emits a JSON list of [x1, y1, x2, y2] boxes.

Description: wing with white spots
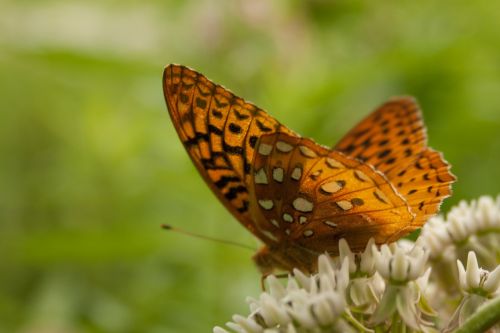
[[334, 97, 455, 232], [163, 65, 297, 234], [249, 132, 415, 253]]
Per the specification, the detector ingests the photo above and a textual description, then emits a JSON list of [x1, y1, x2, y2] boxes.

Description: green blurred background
[[1, 0, 499, 332]]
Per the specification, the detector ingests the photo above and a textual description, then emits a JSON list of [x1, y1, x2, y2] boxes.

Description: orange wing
[[334, 97, 455, 234], [163, 64, 296, 232], [249, 132, 415, 253]]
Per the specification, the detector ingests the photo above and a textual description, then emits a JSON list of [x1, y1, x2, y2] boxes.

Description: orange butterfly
[[162, 64, 455, 275]]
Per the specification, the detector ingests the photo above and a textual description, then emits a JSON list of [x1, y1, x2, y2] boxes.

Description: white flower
[[373, 243, 429, 283], [338, 238, 377, 276], [448, 251, 500, 331], [417, 215, 453, 259], [457, 251, 500, 297], [418, 195, 500, 247], [338, 238, 356, 274], [484, 266, 500, 295], [470, 195, 500, 231], [370, 243, 434, 330], [349, 273, 385, 310], [417, 195, 500, 274], [447, 201, 476, 242]]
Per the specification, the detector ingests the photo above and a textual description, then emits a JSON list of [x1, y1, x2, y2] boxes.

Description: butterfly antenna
[[161, 224, 256, 252]]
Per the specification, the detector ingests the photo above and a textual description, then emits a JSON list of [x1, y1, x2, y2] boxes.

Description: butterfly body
[[163, 64, 455, 274]]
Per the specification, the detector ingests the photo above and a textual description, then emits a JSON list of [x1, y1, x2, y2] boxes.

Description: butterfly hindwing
[[250, 132, 415, 253]]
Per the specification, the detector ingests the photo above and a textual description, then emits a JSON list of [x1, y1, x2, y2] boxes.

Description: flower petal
[[466, 251, 481, 289]]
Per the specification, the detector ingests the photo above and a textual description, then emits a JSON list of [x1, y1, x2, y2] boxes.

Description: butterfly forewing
[[163, 65, 296, 231], [250, 132, 415, 253], [335, 97, 455, 233]]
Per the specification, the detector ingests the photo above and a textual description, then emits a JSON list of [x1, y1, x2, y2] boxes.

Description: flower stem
[[341, 311, 371, 332], [454, 297, 500, 333]]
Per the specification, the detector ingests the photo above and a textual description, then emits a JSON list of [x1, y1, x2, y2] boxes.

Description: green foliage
[[0, 0, 499, 331]]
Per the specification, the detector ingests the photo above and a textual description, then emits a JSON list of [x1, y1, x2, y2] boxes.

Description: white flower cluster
[[418, 195, 500, 269], [217, 257, 352, 333], [214, 195, 500, 333]]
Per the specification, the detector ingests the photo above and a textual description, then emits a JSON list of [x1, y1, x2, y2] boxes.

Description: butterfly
[[162, 64, 455, 275]]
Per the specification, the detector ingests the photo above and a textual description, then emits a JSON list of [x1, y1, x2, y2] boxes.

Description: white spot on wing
[[283, 213, 294, 223], [258, 199, 274, 210], [269, 219, 279, 228], [273, 167, 284, 182], [276, 141, 293, 153], [336, 200, 353, 211], [291, 167, 302, 181], [320, 181, 344, 194], [354, 170, 371, 183], [254, 168, 268, 184], [292, 197, 314, 212], [374, 189, 390, 204], [326, 158, 344, 169], [299, 145, 317, 158], [324, 220, 337, 228], [258, 143, 273, 156], [299, 216, 307, 224], [303, 229, 314, 237], [262, 230, 278, 242], [311, 170, 322, 178]]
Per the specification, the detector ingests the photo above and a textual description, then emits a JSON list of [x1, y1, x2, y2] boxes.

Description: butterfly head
[[252, 244, 320, 275], [252, 246, 277, 275]]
